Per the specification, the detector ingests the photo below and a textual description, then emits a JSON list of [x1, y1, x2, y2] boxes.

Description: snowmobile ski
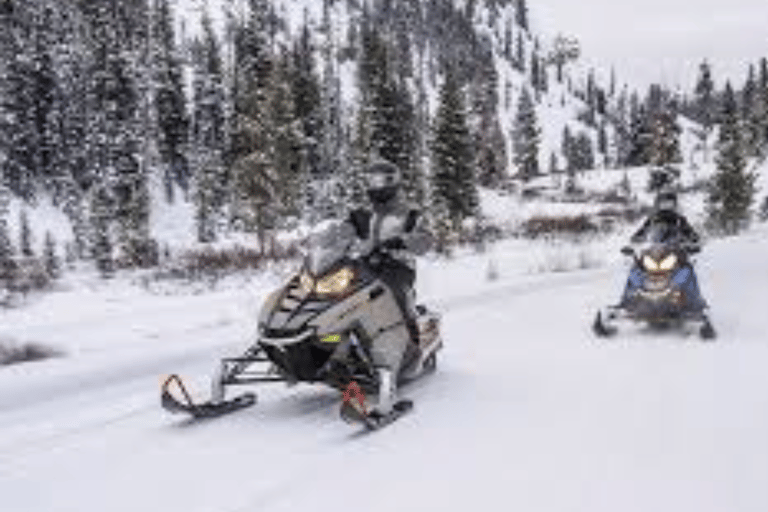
[[161, 374, 256, 419]]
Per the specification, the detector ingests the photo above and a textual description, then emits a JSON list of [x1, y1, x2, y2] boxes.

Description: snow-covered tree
[[19, 209, 32, 257], [515, 0, 529, 31], [191, 11, 227, 243], [707, 83, 756, 235], [152, 0, 190, 203], [513, 87, 540, 181], [230, 0, 278, 247], [43, 230, 59, 279], [431, 68, 478, 231]]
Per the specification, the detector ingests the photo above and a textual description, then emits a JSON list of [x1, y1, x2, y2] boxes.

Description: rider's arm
[[630, 217, 652, 244], [677, 215, 701, 245]]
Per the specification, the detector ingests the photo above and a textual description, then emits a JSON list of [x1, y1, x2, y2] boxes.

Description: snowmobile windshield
[[306, 221, 356, 276], [645, 222, 680, 247]]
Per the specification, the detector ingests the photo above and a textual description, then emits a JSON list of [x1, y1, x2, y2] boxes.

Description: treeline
[[0, 0, 565, 273]]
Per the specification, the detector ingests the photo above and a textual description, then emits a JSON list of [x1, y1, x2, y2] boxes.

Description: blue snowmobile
[[593, 192, 716, 340]]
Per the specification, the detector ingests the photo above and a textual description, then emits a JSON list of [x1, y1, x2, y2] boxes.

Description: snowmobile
[[593, 227, 716, 340], [161, 223, 443, 429]]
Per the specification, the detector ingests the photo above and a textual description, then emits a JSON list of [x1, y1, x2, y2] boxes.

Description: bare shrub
[[523, 215, 599, 239], [0, 339, 63, 366]]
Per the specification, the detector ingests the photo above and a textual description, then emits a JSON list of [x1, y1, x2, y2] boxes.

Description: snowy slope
[[1, 223, 768, 512]]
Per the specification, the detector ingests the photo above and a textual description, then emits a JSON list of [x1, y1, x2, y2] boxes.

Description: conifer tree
[[513, 87, 540, 181], [706, 83, 756, 235], [191, 11, 227, 242], [43, 231, 59, 279], [230, 0, 277, 248], [431, 69, 478, 231], [514, 33, 525, 72], [515, 0, 529, 31], [694, 60, 715, 160], [0, 187, 13, 279], [270, 46, 303, 223], [19, 209, 32, 257], [742, 64, 764, 157], [649, 103, 682, 167], [153, 0, 190, 203]]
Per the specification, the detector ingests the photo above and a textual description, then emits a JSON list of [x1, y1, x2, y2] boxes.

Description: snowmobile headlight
[[659, 254, 677, 271], [315, 267, 354, 295], [642, 255, 659, 272]]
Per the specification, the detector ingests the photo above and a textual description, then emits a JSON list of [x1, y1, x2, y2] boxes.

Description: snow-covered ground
[[1, 219, 767, 512]]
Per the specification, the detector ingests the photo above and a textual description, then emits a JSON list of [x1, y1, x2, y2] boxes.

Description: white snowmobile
[[593, 227, 716, 340], [161, 225, 443, 429]]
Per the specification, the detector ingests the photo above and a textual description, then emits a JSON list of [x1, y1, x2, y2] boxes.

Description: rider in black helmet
[[621, 186, 707, 310], [344, 158, 429, 416]]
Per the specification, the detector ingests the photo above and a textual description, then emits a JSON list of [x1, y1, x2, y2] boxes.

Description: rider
[[344, 158, 429, 417], [620, 187, 707, 310]]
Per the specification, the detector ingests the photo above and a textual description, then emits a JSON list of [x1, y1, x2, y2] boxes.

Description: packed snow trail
[[1, 229, 768, 512]]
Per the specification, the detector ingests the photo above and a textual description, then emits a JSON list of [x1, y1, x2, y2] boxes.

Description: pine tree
[[694, 60, 715, 160], [515, 0, 528, 31], [598, 122, 608, 166], [514, 32, 525, 72], [627, 103, 653, 166], [19, 209, 32, 257], [270, 46, 303, 224], [759, 58, 768, 150], [512, 87, 541, 181], [43, 231, 59, 279], [756, 58, 768, 153], [706, 83, 756, 235], [191, 11, 227, 243], [153, 0, 190, 203], [649, 102, 682, 167], [80, 0, 152, 268], [530, 51, 540, 95], [431, 69, 478, 231], [230, 0, 278, 248], [0, 187, 13, 282], [742, 64, 764, 157]]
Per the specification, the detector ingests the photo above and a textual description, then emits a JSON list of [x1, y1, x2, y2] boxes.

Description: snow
[[2, 219, 768, 512]]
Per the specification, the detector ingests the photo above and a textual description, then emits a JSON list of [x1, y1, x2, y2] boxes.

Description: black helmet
[[365, 159, 402, 205]]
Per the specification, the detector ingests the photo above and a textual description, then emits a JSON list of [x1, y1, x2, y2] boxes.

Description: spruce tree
[[191, 11, 227, 243], [19, 209, 32, 257], [649, 103, 682, 167], [153, 0, 190, 203], [515, 0, 529, 31], [270, 47, 303, 223], [431, 69, 478, 231], [694, 60, 715, 160], [43, 231, 59, 279], [513, 87, 541, 181], [706, 83, 756, 235], [742, 64, 764, 157], [515, 33, 525, 72], [759, 58, 768, 149], [0, 190, 13, 281], [230, 0, 277, 247]]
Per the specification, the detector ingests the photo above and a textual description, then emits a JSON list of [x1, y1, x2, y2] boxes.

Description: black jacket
[[631, 210, 700, 245]]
